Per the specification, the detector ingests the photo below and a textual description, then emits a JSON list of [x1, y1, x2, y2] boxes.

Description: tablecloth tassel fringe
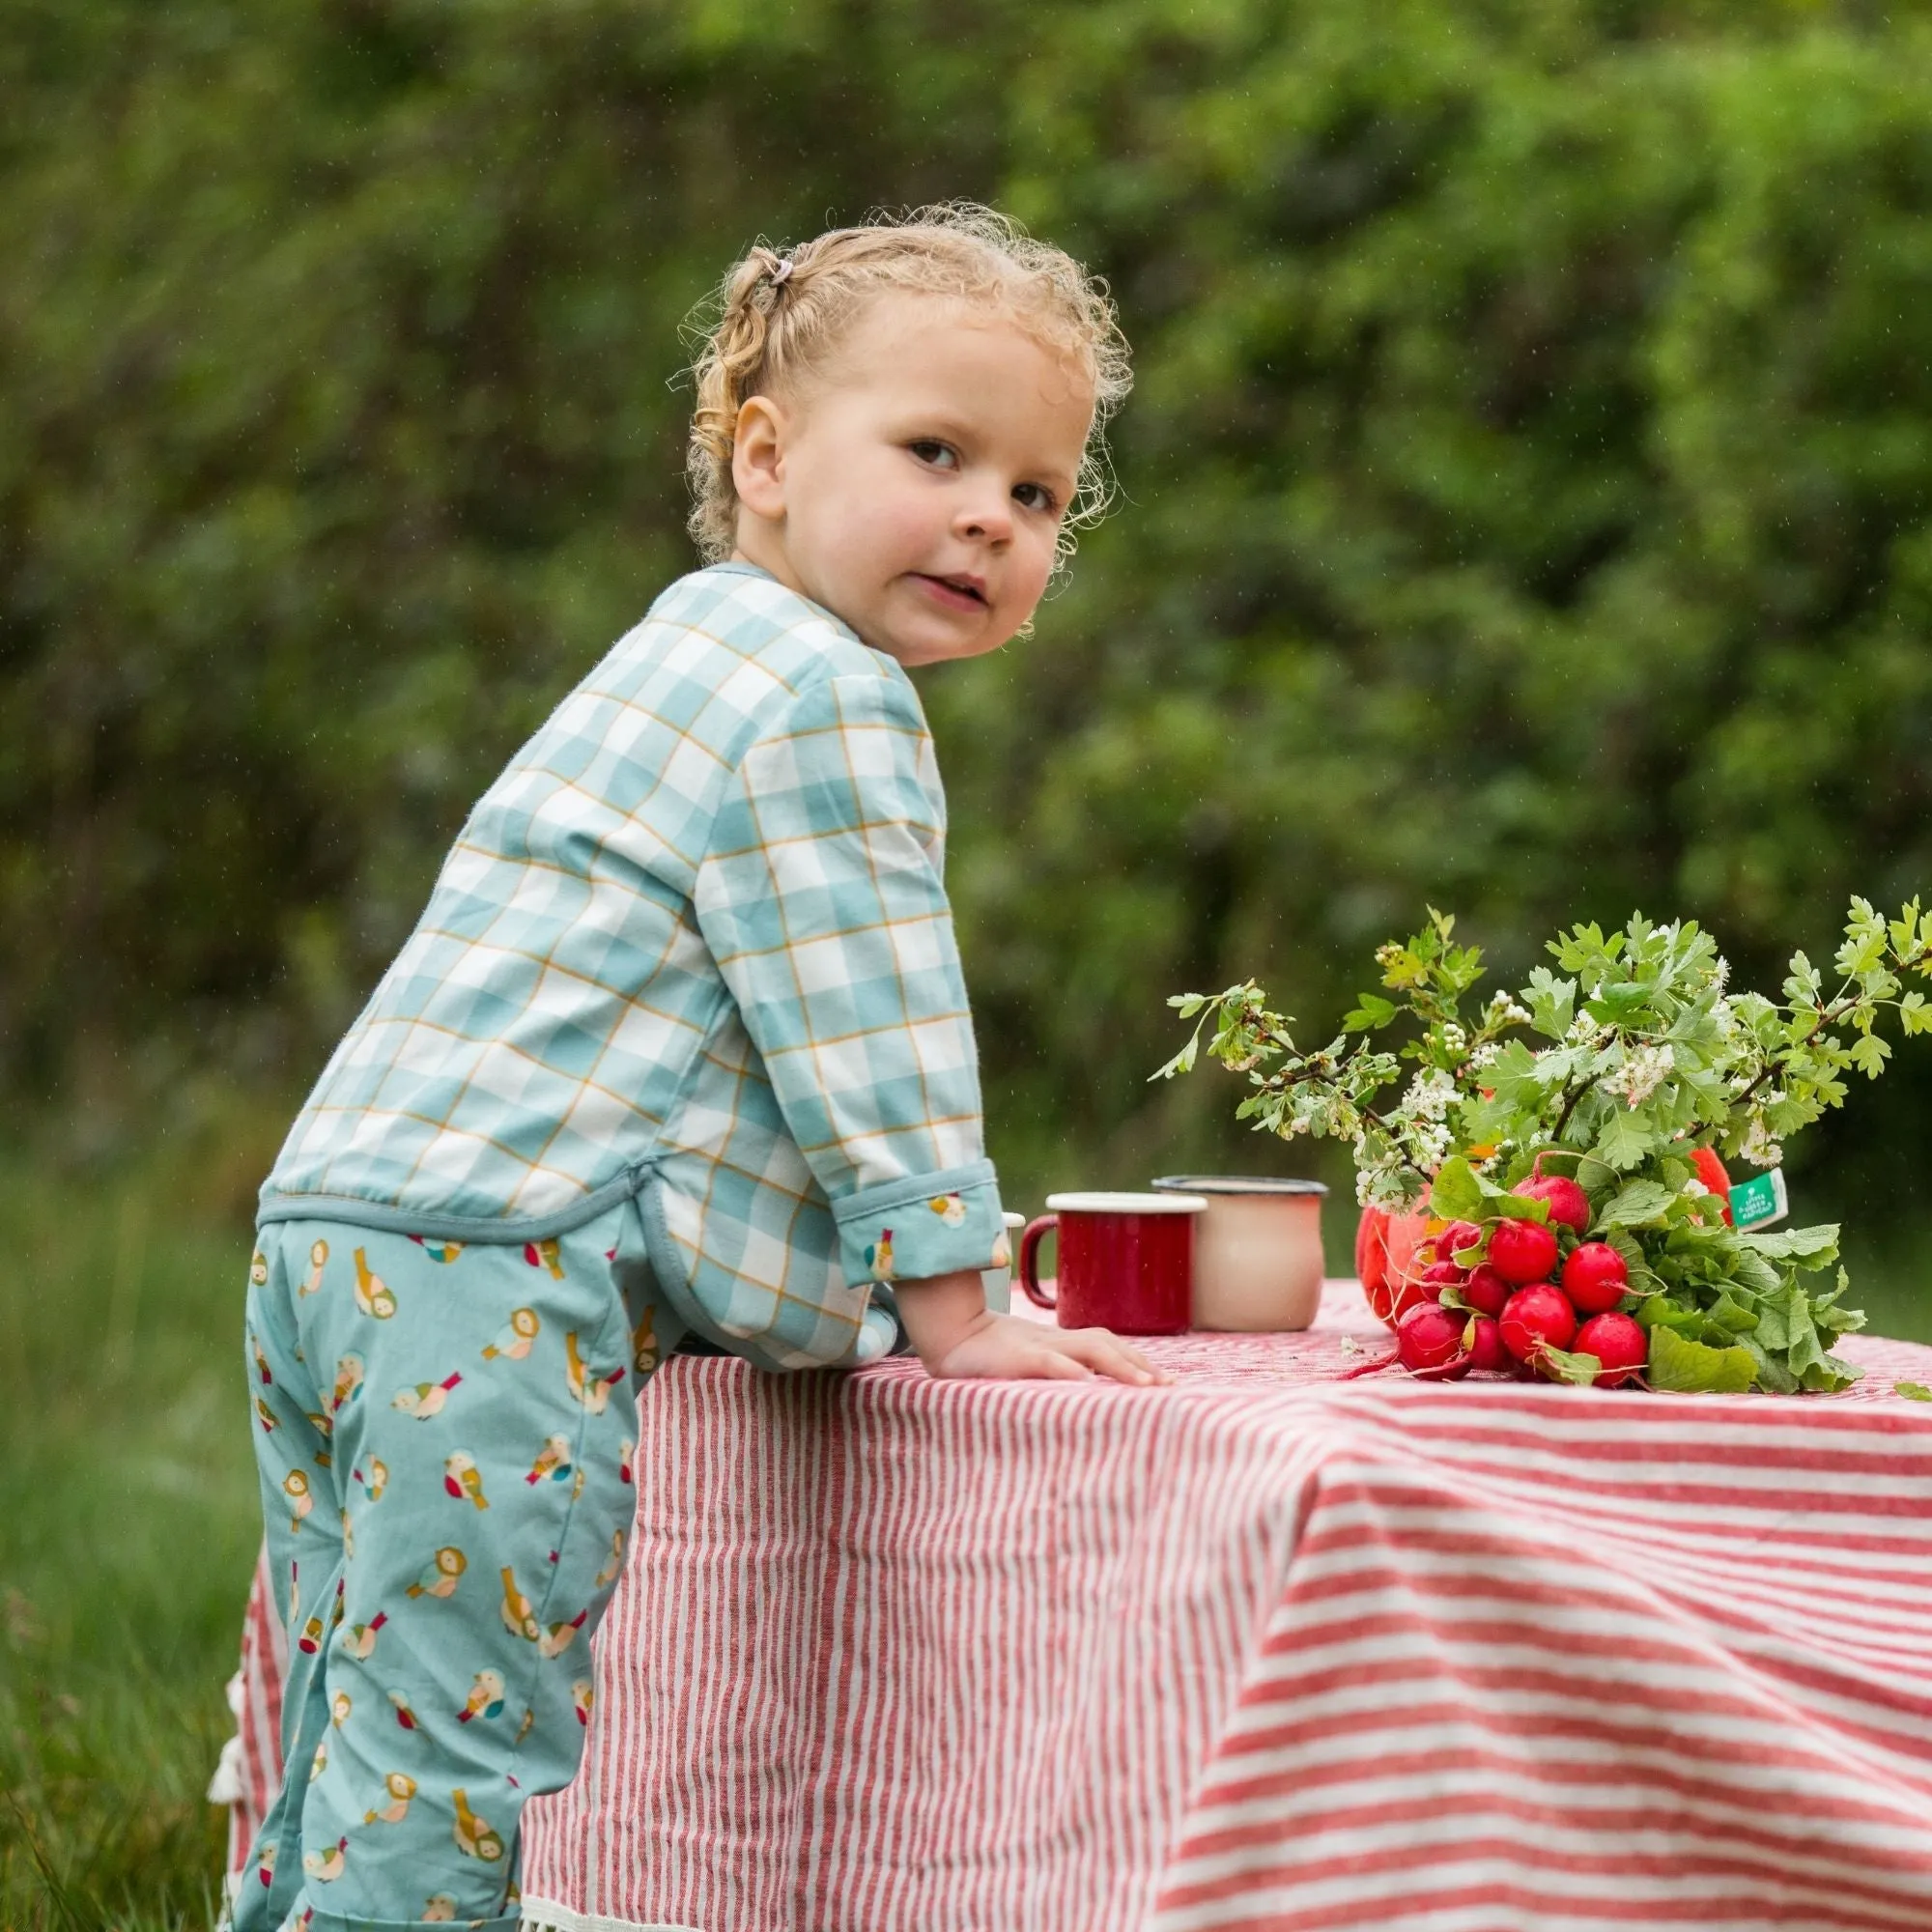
[[519, 1900, 704, 1932]]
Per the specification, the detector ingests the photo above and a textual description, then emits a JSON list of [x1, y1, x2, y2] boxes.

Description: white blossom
[[1399, 1067, 1458, 1122], [1740, 1116, 1783, 1167], [1617, 1042, 1675, 1109]]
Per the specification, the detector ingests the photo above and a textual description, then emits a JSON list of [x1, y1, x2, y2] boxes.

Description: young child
[[237, 204, 1158, 1931]]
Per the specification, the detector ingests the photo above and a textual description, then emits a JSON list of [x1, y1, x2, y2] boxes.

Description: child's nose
[[954, 483, 1012, 543]]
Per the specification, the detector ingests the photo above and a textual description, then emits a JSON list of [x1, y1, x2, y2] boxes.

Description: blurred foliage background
[[7, 2, 1932, 1919], [8, 0, 1932, 1238], [10, 0, 1932, 1249]]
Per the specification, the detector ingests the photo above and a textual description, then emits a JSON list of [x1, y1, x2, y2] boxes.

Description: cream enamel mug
[[981, 1212, 1030, 1314], [1149, 1176, 1327, 1331]]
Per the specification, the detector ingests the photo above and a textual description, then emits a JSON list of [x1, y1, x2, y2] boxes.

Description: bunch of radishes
[[1391, 1171, 1647, 1386]]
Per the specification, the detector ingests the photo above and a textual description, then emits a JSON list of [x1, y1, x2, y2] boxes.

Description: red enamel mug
[[1018, 1191, 1208, 1335]]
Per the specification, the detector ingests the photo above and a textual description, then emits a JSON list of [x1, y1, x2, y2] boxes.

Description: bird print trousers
[[237, 1202, 672, 1932]]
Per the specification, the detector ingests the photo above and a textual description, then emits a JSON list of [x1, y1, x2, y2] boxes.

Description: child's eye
[[1013, 482, 1060, 515], [908, 440, 958, 470]]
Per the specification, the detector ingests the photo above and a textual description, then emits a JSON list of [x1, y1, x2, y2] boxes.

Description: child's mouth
[[913, 573, 988, 612]]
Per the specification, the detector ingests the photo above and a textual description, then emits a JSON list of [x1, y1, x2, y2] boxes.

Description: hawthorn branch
[[1729, 937, 1932, 1118], [1550, 1075, 1592, 1145], [1236, 1003, 1434, 1187]]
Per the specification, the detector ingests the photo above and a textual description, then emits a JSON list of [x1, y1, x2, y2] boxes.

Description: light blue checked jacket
[[258, 563, 1008, 1370]]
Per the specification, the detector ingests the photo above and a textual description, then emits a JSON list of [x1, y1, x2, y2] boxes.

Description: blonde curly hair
[[684, 202, 1132, 566]]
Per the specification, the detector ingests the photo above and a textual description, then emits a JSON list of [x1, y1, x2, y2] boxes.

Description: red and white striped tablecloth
[[221, 1282, 1932, 1931]]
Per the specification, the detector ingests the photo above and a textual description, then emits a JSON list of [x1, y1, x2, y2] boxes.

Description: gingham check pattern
[[260, 563, 1004, 1370]]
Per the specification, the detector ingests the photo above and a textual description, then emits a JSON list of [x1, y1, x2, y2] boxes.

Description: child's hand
[[928, 1312, 1171, 1386], [894, 1268, 1170, 1384]]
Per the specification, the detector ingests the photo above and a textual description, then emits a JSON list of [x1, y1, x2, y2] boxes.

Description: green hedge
[[6, 0, 1932, 1227]]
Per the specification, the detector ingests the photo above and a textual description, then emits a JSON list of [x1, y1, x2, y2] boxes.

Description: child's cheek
[[872, 490, 950, 572]]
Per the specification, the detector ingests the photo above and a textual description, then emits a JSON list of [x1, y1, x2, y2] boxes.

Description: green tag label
[[1728, 1169, 1788, 1231]]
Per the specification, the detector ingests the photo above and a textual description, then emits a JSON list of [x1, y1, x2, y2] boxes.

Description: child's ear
[[731, 396, 789, 524]]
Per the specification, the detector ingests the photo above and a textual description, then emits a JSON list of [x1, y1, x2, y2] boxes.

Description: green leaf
[[1647, 1324, 1759, 1394], [1742, 1224, 1840, 1267], [1602, 1226, 1663, 1293], [1783, 952, 1824, 1005], [1520, 967, 1577, 1039], [1635, 1295, 1701, 1335], [1742, 1340, 1800, 1395], [1896, 1381, 1932, 1403], [1820, 1300, 1867, 1339], [1342, 992, 1398, 1033], [1539, 1345, 1603, 1386], [1707, 1292, 1760, 1335], [1801, 1352, 1861, 1393], [1151, 1038, 1198, 1081], [1597, 1179, 1676, 1228], [1590, 980, 1654, 1021], [1781, 1298, 1830, 1378], [1835, 898, 1889, 977], [1485, 1037, 1569, 1112], [1592, 1109, 1662, 1172], [1750, 1281, 1801, 1351], [1490, 1193, 1552, 1224], [1429, 1156, 1485, 1223], [1849, 1032, 1891, 1078]]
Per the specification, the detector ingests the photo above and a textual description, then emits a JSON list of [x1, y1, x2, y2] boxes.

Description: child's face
[[729, 296, 1094, 667]]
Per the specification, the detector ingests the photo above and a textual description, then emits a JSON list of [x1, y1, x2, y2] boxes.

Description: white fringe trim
[[206, 1670, 247, 1804], [519, 1900, 703, 1932]]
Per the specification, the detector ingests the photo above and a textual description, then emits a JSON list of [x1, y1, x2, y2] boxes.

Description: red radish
[[1464, 1314, 1506, 1373], [1489, 1217, 1560, 1286], [1420, 1260, 1466, 1299], [1396, 1302, 1469, 1375], [1354, 1206, 1435, 1328], [1560, 1241, 1630, 1316], [1513, 1174, 1591, 1235], [1690, 1146, 1734, 1225], [1499, 1283, 1577, 1362], [1435, 1220, 1482, 1263], [1575, 1312, 1648, 1387], [1461, 1264, 1513, 1318]]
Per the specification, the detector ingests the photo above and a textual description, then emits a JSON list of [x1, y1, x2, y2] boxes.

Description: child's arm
[[895, 1268, 1171, 1384], [695, 668, 1153, 1373]]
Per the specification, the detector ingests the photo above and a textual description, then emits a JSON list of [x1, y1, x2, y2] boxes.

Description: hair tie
[[770, 255, 794, 288]]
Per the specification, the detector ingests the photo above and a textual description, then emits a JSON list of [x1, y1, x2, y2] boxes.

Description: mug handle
[[1018, 1214, 1058, 1309]]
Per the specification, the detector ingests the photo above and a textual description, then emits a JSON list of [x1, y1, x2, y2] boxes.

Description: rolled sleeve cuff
[[832, 1160, 1006, 1289]]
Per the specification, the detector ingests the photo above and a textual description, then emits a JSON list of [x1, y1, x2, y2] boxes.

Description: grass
[[0, 1169, 262, 1932], [0, 1146, 1927, 1932]]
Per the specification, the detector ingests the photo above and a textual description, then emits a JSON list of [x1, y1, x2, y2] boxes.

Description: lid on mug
[[1151, 1175, 1329, 1197], [1044, 1190, 1208, 1213]]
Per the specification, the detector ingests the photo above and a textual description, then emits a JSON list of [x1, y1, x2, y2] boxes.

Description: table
[[219, 1283, 1932, 1931]]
